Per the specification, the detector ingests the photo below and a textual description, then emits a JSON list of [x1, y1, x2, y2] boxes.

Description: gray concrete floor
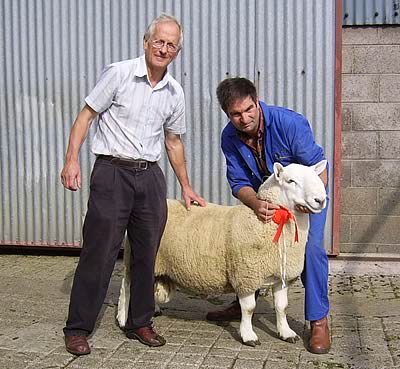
[[0, 253, 399, 369]]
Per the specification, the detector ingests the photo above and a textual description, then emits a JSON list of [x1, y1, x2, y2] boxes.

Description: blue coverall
[[221, 101, 329, 321]]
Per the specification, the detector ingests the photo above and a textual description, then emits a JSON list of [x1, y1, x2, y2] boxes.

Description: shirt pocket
[[146, 102, 173, 123], [273, 149, 294, 164]]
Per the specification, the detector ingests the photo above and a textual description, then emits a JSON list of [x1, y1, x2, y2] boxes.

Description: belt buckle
[[139, 161, 148, 170]]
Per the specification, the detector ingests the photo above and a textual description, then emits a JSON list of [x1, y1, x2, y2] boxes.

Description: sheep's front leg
[[272, 284, 299, 343], [116, 239, 131, 328], [238, 293, 260, 347]]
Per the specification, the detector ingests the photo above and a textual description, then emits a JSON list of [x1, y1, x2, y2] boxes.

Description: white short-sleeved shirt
[[85, 55, 186, 161]]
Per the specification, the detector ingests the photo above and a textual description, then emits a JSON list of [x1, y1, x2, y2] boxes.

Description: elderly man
[[61, 14, 204, 355]]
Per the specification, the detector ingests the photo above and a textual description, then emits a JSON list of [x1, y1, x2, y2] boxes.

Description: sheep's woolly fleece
[[155, 178, 309, 296]]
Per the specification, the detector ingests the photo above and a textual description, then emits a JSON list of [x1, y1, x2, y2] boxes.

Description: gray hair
[[144, 13, 183, 49]]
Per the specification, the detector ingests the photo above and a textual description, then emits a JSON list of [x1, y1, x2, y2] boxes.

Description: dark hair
[[216, 77, 257, 113]]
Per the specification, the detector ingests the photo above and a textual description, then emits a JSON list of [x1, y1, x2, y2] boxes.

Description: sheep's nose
[[314, 198, 325, 207]]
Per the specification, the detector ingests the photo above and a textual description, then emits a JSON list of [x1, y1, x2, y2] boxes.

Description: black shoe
[[206, 302, 241, 321]]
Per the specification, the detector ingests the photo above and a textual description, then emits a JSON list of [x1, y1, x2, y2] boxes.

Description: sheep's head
[[258, 160, 327, 213]]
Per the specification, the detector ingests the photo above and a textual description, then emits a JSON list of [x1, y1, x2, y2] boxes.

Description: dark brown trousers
[[63, 157, 167, 336]]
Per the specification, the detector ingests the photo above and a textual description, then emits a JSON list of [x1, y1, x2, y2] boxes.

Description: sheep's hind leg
[[272, 283, 299, 343], [116, 240, 131, 328], [238, 293, 260, 347]]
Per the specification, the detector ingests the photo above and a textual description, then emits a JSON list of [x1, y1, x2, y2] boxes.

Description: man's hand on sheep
[[181, 185, 206, 210], [295, 204, 312, 214], [236, 186, 279, 223], [253, 199, 280, 223]]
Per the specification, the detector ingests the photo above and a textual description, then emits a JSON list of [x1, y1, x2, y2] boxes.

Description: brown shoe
[[126, 326, 166, 347], [309, 317, 331, 354], [206, 301, 241, 321], [65, 335, 91, 356]]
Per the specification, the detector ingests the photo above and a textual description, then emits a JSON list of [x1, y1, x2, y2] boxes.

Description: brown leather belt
[[97, 155, 156, 170]]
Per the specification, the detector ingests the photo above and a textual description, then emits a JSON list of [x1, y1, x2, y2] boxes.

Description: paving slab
[[0, 253, 399, 369]]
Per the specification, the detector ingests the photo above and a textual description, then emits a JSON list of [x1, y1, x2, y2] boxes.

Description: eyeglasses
[[151, 39, 179, 53]]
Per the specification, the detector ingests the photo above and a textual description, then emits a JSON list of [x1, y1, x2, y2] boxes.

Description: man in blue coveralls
[[206, 77, 331, 354]]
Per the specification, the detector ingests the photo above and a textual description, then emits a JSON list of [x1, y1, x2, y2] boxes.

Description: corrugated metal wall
[[343, 0, 400, 25], [0, 0, 336, 248]]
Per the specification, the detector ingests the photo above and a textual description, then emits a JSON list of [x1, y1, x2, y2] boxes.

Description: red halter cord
[[272, 208, 299, 243]]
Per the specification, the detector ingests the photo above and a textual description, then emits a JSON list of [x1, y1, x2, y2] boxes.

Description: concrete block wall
[[341, 26, 400, 254]]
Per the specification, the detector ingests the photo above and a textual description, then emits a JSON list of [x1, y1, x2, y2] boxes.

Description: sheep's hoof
[[243, 339, 260, 347], [282, 335, 299, 344]]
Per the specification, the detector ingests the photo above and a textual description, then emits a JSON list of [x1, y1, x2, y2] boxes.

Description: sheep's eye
[[287, 179, 296, 184]]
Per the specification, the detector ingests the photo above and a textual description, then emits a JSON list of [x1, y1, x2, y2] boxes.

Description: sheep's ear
[[311, 160, 327, 175], [273, 162, 285, 182]]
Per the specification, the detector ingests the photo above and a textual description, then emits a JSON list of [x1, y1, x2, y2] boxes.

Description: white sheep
[[117, 160, 327, 346]]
